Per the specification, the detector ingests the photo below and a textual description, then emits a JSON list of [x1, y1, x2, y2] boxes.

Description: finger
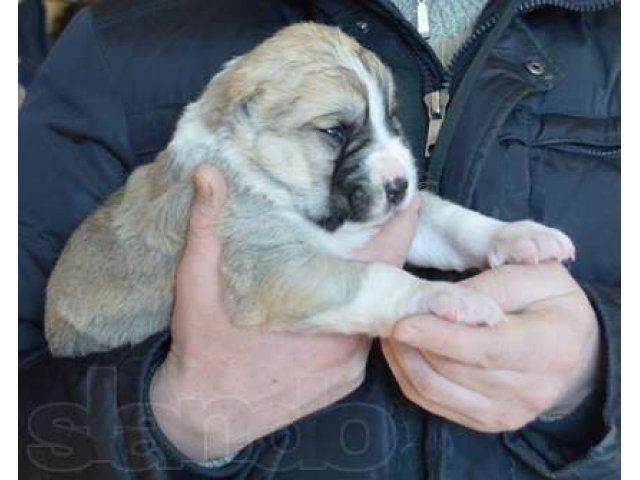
[[381, 340, 497, 431], [392, 312, 546, 370], [177, 165, 228, 298], [173, 166, 229, 337], [424, 351, 561, 418], [183, 165, 228, 263], [377, 195, 422, 237], [460, 263, 577, 312], [422, 351, 528, 399], [352, 196, 421, 267]]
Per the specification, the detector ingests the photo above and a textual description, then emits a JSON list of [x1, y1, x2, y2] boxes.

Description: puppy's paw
[[487, 221, 575, 268], [421, 283, 503, 326]]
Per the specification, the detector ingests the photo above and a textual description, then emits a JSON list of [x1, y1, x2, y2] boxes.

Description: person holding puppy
[[19, 0, 619, 478]]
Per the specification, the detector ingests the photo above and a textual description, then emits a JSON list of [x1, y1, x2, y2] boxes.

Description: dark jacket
[[19, 0, 620, 478]]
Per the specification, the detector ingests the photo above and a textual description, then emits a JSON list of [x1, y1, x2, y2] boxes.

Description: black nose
[[384, 177, 408, 206]]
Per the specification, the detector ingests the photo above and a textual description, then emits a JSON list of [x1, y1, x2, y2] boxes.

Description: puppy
[[44, 23, 575, 357]]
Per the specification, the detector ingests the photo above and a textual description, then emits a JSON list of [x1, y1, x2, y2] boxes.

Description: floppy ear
[[225, 62, 264, 124], [199, 55, 262, 127]]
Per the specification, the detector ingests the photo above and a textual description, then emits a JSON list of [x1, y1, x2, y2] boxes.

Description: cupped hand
[[150, 165, 422, 460], [382, 263, 601, 433]]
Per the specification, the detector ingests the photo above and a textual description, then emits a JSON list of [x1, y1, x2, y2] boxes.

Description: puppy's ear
[[215, 59, 263, 124], [200, 56, 261, 127]]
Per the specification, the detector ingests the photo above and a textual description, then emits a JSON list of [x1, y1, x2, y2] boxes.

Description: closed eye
[[319, 124, 349, 143]]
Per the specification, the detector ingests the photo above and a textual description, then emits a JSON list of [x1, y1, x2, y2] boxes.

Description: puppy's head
[[200, 23, 417, 230]]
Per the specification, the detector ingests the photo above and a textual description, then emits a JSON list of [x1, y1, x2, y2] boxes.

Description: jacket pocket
[[500, 109, 620, 286], [498, 110, 621, 165]]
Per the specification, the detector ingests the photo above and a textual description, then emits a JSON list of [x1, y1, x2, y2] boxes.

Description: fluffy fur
[[45, 24, 575, 357]]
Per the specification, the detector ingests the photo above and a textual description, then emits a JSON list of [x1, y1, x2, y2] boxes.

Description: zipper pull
[[417, 0, 430, 38], [424, 89, 450, 158]]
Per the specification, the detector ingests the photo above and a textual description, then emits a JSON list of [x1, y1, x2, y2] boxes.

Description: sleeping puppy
[[44, 23, 575, 357]]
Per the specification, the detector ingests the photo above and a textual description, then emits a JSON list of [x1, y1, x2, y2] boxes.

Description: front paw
[[420, 283, 503, 327], [487, 221, 575, 268]]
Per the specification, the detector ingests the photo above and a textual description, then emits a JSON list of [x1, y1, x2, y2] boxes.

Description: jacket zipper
[[421, 0, 620, 159], [371, 1, 447, 91], [447, 0, 620, 82], [423, 89, 449, 158]]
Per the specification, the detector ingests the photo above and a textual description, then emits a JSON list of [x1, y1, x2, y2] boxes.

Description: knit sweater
[[388, 0, 490, 66]]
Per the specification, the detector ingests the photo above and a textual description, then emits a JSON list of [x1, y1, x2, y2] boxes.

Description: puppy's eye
[[320, 125, 348, 143]]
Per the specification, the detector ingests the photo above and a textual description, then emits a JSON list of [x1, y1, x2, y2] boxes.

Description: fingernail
[[195, 171, 215, 201]]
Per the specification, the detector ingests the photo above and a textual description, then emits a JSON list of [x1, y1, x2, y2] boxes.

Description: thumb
[[461, 262, 575, 312], [183, 165, 228, 262], [172, 165, 229, 342], [352, 195, 422, 267]]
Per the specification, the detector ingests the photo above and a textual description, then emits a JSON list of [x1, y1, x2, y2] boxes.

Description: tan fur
[[47, 23, 555, 357], [45, 23, 395, 356]]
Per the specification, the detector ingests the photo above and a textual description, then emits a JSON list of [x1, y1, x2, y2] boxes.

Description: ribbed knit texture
[[388, 0, 490, 66]]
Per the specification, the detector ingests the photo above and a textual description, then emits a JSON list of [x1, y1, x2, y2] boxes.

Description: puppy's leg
[[407, 191, 575, 271], [236, 254, 503, 336]]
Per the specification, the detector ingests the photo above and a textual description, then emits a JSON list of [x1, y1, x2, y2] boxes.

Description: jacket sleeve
[[18, 9, 286, 478], [502, 283, 620, 479]]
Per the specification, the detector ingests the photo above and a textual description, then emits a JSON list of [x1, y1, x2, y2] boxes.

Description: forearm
[[149, 357, 244, 462]]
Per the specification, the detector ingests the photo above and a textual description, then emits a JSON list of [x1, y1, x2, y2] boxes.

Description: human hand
[[382, 262, 601, 432], [150, 166, 422, 461], [352, 194, 422, 267]]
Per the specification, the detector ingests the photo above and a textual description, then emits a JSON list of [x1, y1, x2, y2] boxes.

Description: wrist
[[149, 357, 240, 461]]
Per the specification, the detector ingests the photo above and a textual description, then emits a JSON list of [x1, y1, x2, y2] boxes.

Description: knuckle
[[343, 351, 367, 381], [399, 387, 418, 405], [494, 412, 526, 432], [479, 347, 503, 368], [524, 389, 555, 413], [521, 408, 542, 426], [475, 419, 505, 434], [346, 367, 366, 390], [517, 220, 536, 229], [428, 359, 448, 378], [401, 387, 428, 410], [413, 374, 436, 398], [468, 408, 512, 434], [477, 424, 502, 434]]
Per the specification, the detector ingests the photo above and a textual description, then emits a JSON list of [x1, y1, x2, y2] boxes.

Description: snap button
[[525, 60, 547, 76], [355, 21, 370, 33]]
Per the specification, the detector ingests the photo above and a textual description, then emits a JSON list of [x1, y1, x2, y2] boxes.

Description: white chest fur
[[311, 220, 384, 258]]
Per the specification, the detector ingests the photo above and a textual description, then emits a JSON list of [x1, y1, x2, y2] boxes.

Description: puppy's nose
[[384, 177, 408, 206]]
